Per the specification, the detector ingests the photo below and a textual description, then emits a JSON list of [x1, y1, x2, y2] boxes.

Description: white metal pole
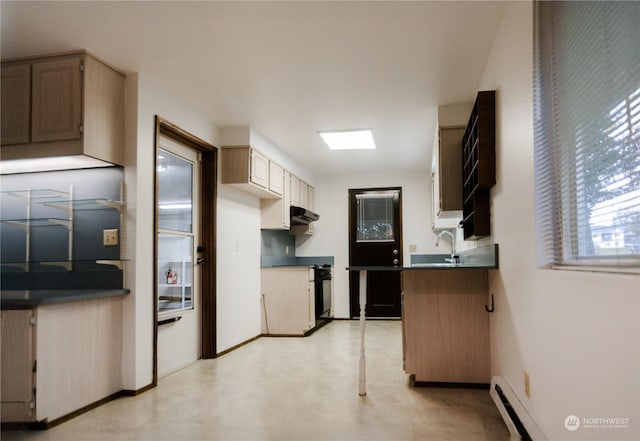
[[358, 269, 367, 396]]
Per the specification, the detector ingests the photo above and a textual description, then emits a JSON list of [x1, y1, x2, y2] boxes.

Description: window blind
[[534, 1, 640, 270]]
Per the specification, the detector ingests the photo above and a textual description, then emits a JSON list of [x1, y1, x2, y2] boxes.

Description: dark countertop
[[261, 256, 334, 268], [348, 244, 499, 271], [1, 289, 130, 309], [346, 264, 495, 271]]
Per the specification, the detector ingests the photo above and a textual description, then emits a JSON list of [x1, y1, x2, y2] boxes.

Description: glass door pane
[[157, 148, 195, 315], [356, 192, 396, 242], [158, 233, 193, 312]]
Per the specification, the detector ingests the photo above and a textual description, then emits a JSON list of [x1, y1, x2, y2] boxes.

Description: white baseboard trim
[[490, 376, 547, 441]]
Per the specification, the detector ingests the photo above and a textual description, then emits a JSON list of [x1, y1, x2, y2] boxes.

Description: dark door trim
[[152, 116, 218, 387]]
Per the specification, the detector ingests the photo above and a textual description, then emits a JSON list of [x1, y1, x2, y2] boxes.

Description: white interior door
[[156, 135, 201, 378]]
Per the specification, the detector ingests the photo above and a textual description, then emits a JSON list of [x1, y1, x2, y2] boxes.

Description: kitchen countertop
[[261, 256, 334, 268], [1, 289, 130, 309], [347, 244, 499, 271], [346, 264, 496, 271]]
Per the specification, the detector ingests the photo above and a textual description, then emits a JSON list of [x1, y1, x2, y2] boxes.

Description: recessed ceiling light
[[318, 129, 376, 150]]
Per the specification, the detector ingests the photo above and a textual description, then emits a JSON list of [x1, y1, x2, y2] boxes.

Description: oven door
[[320, 279, 332, 318]]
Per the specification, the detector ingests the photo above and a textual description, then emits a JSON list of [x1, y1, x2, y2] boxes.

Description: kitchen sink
[[410, 262, 457, 268]]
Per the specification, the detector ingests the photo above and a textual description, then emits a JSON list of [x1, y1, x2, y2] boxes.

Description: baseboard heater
[[490, 376, 547, 440]]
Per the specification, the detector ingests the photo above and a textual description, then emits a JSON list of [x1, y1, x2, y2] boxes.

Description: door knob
[[393, 249, 399, 255], [393, 258, 399, 265]]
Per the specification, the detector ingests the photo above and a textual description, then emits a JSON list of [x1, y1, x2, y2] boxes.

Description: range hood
[[290, 205, 319, 225]]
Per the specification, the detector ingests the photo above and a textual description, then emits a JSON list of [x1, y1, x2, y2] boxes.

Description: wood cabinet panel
[[1, 63, 31, 145], [261, 267, 314, 335], [31, 57, 82, 143], [221, 146, 280, 199], [299, 180, 309, 209], [290, 174, 300, 206], [261, 169, 291, 229], [268, 161, 284, 196], [402, 270, 490, 384], [35, 297, 123, 422], [438, 127, 464, 212], [250, 149, 269, 189], [1, 51, 125, 166], [1, 310, 34, 422]]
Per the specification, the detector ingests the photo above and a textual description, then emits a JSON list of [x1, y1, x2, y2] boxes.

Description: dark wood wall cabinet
[[461, 91, 496, 240]]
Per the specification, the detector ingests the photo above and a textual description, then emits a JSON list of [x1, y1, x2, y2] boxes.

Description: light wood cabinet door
[[1, 310, 35, 422], [299, 180, 309, 209], [31, 57, 83, 143], [250, 149, 269, 189], [1, 63, 31, 145], [268, 161, 284, 196], [438, 127, 464, 212], [290, 174, 301, 206], [261, 267, 314, 335]]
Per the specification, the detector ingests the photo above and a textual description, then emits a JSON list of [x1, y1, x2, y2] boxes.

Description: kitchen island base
[[402, 269, 490, 385]]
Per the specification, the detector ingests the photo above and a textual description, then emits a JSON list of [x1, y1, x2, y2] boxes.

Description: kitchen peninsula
[[0, 168, 129, 427], [348, 244, 498, 394], [1, 288, 129, 426]]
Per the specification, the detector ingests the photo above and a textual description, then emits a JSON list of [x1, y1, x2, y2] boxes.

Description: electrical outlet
[[524, 371, 531, 399], [103, 229, 118, 246]]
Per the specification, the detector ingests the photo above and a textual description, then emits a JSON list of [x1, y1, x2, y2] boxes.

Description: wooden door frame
[[152, 116, 218, 386], [348, 187, 403, 318]]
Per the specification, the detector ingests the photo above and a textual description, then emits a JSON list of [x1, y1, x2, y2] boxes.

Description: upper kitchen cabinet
[[1, 63, 31, 145], [31, 57, 82, 143], [221, 146, 283, 199], [261, 169, 291, 230], [437, 128, 464, 212], [1, 51, 125, 167], [461, 91, 496, 239], [431, 103, 471, 230]]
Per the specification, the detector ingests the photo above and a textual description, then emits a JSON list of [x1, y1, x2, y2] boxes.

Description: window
[[534, 1, 640, 271]]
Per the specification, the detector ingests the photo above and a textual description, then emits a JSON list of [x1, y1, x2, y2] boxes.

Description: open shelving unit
[[0, 184, 126, 272], [461, 91, 496, 239]]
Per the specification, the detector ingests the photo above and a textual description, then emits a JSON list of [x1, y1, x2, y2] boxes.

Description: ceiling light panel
[[319, 130, 376, 150]]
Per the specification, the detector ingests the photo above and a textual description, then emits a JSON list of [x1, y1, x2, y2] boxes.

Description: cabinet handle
[[485, 293, 495, 313]]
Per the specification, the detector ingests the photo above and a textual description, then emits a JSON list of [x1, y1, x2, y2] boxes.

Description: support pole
[[358, 270, 367, 396]]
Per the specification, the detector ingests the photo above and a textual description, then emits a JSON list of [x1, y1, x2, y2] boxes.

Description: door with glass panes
[[156, 135, 201, 378], [349, 188, 403, 318]]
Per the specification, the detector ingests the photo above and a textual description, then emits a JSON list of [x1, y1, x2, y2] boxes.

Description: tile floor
[[2, 320, 510, 441]]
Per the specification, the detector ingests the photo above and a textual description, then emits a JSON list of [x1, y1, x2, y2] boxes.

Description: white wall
[[215, 126, 317, 351], [479, 3, 639, 440], [297, 170, 444, 318], [123, 74, 272, 388]]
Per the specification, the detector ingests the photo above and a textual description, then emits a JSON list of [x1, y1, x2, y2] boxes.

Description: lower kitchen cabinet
[[402, 269, 490, 385], [1, 310, 34, 421], [261, 267, 315, 336], [1, 295, 123, 424]]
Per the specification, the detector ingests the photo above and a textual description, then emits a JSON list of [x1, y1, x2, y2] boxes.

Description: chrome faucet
[[436, 230, 457, 264]]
